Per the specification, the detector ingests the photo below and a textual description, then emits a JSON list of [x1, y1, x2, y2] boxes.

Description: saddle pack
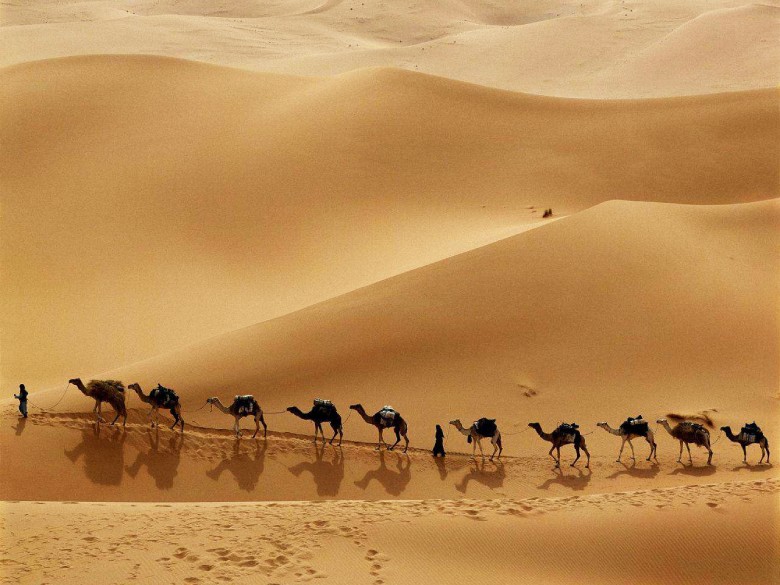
[[555, 422, 581, 442], [151, 384, 178, 408], [234, 395, 256, 416], [313, 398, 335, 415], [620, 415, 649, 435], [378, 406, 397, 428], [740, 422, 763, 442], [473, 418, 497, 438]]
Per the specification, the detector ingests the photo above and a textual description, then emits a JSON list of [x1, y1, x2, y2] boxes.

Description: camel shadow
[[669, 463, 717, 477], [207, 438, 267, 492], [730, 462, 773, 473], [537, 466, 592, 492], [606, 461, 661, 480], [288, 443, 344, 497], [455, 459, 505, 494], [12, 417, 27, 435], [434, 456, 448, 481], [64, 423, 127, 486], [125, 428, 183, 490], [354, 450, 412, 496]]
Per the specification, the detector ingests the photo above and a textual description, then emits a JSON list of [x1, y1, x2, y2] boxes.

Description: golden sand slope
[[2, 480, 778, 584], [2, 0, 778, 96], [2, 56, 777, 389], [17, 198, 774, 455]]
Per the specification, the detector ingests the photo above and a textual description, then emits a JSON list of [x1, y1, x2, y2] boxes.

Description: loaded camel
[[529, 422, 590, 468], [287, 400, 343, 446], [449, 418, 502, 461], [657, 418, 713, 465], [349, 404, 409, 452], [128, 383, 184, 432], [720, 425, 770, 464], [206, 395, 266, 439], [597, 417, 657, 462], [69, 377, 127, 427]]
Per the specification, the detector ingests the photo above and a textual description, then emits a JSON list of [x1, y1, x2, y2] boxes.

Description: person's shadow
[[288, 443, 344, 497], [12, 417, 27, 436], [207, 438, 267, 492], [64, 423, 127, 486], [125, 428, 184, 490], [606, 461, 661, 480], [434, 456, 448, 481], [354, 450, 412, 496], [538, 466, 592, 491], [455, 459, 505, 493]]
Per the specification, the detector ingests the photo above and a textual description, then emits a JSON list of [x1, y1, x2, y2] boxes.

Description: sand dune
[[4, 56, 776, 389], [2, 1, 778, 96], [22, 198, 771, 454]]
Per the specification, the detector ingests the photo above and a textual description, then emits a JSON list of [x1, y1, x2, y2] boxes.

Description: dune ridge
[[2, 55, 778, 389]]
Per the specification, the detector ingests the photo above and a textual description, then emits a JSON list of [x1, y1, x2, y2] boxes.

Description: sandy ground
[[1, 1, 778, 583]]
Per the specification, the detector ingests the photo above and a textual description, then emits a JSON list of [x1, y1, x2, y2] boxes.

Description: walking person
[[433, 424, 446, 457], [14, 383, 28, 418]]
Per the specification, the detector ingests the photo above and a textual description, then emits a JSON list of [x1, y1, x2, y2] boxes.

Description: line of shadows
[[456, 459, 505, 494], [125, 428, 184, 490], [207, 439, 267, 492], [288, 442, 344, 496], [354, 450, 412, 496], [537, 466, 592, 491], [64, 423, 127, 486]]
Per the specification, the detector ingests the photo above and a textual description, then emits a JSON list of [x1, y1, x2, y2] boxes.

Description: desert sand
[[1, 0, 779, 584]]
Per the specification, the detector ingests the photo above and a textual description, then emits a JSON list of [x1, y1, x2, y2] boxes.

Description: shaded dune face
[[1, 56, 778, 388]]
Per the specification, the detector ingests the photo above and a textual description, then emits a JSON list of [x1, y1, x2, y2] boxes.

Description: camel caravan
[[57, 378, 770, 466]]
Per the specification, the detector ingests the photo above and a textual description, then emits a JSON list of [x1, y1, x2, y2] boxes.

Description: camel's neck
[[73, 381, 89, 395], [660, 422, 675, 436], [212, 399, 231, 414], [602, 424, 621, 436], [454, 424, 471, 437], [722, 427, 739, 442], [133, 387, 151, 403], [533, 426, 553, 442], [355, 407, 374, 425], [289, 407, 311, 420]]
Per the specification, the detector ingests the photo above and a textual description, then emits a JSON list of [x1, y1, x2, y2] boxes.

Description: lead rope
[[25, 382, 71, 413]]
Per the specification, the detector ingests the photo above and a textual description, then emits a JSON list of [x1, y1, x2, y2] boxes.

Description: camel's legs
[[677, 440, 684, 462], [235, 417, 242, 438], [147, 407, 156, 427], [617, 437, 626, 462], [548, 445, 558, 467], [706, 443, 713, 465], [387, 428, 402, 451], [685, 442, 692, 464], [645, 434, 656, 461], [260, 414, 267, 438], [330, 423, 343, 446], [555, 446, 562, 468], [741, 444, 747, 463], [571, 442, 581, 467], [627, 439, 636, 461], [476, 437, 485, 460], [402, 431, 409, 454], [94, 401, 106, 423], [581, 439, 591, 468], [252, 414, 260, 439], [492, 433, 502, 460]]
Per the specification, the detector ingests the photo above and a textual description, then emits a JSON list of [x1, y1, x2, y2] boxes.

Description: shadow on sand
[[125, 428, 184, 490], [729, 462, 773, 473], [669, 462, 717, 477], [606, 461, 661, 480], [354, 450, 412, 496], [207, 438, 267, 492], [12, 417, 27, 436], [537, 466, 592, 491], [64, 423, 127, 486], [288, 442, 344, 497], [455, 459, 505, 494]]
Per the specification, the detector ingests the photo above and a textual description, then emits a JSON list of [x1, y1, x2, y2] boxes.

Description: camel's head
[[448, 419, 461, 427], [286, 406, 297, 413], [596, 422, 608, 428], [528, 422, 540, 429], [349, 404, 362, 411], [128, 383, 141, 392], [68, 378, 81, 386], [719, 426, 729, 432], [656, 418, 667, 424]]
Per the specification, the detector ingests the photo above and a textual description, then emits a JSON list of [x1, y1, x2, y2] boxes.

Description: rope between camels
[[501, 426, 532, 437], [25, 382, 71, 412], [180, 401, 209, 414]]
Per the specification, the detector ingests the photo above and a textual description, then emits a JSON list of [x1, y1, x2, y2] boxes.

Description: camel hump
[[378, 406, 397, 426], [740, 422, 763, 441], [474, 418, 497, 437], [620, 416, 648, 434], [314, 398, 332, 407]]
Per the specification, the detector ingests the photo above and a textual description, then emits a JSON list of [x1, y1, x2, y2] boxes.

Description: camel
[[128, 383, 184, 432], [287, 401, 343, 446], [69, 377, 127, 426], [657, 418, 713, 465], [597, 419, 657, 462], [449, 418, 502, 461], [720, 425, 770, 464], [206, 395, 266, 439], [349, 404, 409, 452], [528, 422, 590, 468]]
